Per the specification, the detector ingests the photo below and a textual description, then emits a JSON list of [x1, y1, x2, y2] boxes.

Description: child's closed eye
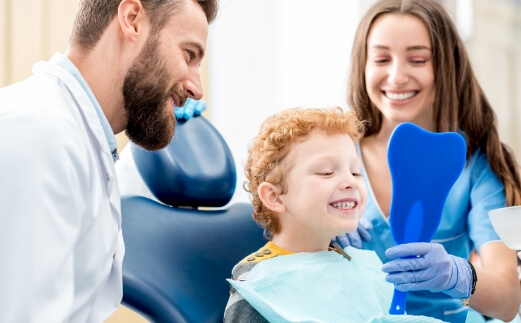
[[316, 171, 334, 176]]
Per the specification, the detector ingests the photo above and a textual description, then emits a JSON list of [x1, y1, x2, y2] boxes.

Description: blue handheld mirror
[[387, 123, 466, 314]]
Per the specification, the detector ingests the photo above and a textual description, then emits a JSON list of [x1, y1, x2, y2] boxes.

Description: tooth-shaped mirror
[[387, 122, 466, 315]]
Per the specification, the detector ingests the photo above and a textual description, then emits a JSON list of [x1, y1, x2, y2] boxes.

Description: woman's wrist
[[467, 260, 478, 295], [443, 256, 474, 299]]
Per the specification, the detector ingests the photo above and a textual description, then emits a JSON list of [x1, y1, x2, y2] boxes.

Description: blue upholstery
[[120, 116, 266, 323], [131, 117, 237, 207]]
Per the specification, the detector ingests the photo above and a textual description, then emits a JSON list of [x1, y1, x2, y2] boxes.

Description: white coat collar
[[32, 53, 121, 230], [39, 53, 119, 162]]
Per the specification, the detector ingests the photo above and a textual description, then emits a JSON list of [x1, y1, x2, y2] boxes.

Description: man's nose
[[184, 68, 203, 100]]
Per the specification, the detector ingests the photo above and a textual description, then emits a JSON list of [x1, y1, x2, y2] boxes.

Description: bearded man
[[0, 0, 217, 321]]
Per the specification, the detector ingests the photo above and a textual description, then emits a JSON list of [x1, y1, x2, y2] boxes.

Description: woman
[[344, 0, 521, 322]]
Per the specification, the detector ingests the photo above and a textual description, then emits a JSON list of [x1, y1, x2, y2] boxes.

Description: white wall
[[466, 0, 521, 159], [207, 0, 368, 204]]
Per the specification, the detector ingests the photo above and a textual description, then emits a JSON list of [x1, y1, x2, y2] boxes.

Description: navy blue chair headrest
[[130, 116, 236, 207]]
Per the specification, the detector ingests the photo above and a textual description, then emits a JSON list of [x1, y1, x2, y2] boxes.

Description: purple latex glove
[[334, 216, 372, 249], [382, 242, 472, 299], [174, 99, 206, 120]]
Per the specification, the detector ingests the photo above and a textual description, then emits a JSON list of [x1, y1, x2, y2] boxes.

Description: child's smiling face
[[277, 130, 367, 246]]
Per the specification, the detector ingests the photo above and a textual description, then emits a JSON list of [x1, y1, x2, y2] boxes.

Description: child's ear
[[258, 182, 285, 213]]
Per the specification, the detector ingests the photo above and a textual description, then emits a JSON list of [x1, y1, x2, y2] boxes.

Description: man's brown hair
[[69, 0, 218, 51]]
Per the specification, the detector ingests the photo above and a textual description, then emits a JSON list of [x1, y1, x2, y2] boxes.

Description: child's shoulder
[[239, 241, 284, 264], [231, 242, 290, 280]]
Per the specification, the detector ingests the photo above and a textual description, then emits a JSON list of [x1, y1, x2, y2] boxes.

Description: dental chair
[[120, 116, 266, 323]]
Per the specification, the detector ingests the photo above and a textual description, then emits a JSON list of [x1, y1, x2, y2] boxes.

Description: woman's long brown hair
[[348, 0, 521, 205]]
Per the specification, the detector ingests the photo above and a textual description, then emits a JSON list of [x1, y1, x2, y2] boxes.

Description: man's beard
[[123, 35, 184, 151]]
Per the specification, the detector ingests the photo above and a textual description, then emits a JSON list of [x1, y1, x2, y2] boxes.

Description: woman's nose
[[388, 61, 409, 86]]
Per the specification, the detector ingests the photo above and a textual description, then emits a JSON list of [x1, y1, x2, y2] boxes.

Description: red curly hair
[[244, 107, 363, 238]]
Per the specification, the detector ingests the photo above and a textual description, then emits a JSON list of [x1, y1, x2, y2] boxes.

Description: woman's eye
[[410, 59, 427, 65], [373, 58, 389, 64]]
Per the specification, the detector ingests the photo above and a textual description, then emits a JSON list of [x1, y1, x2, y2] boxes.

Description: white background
[[207, 0, 374, 204]]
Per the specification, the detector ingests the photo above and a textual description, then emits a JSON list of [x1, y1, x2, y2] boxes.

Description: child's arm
[[224, 293, 267, 323], [224, 262, 269, 323]]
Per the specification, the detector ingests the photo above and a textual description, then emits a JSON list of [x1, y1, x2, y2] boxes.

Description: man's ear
[[258, 182, 285, 214], [118, 0, 147, 42]]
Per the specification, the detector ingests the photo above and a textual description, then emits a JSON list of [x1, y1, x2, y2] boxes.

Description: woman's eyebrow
[[368, 44, 431, 51], [406, 45, 431, 51]]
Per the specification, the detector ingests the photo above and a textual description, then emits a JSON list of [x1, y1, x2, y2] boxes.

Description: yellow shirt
[[240, 241, 295, 263]]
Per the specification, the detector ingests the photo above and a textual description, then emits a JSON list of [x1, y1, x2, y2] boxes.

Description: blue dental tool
[[387, 122, 466, 314]]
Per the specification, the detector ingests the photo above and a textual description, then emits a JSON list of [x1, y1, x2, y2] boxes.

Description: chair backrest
[[121, 116, 266, 323]]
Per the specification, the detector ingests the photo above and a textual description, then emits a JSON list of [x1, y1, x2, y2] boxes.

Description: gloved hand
[[174, 98, 206, 120], [382, 242, 472, 299], [334, 217, 373, 249]]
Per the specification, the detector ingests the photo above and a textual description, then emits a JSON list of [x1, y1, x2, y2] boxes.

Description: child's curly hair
[[244, 107, 364, 238]]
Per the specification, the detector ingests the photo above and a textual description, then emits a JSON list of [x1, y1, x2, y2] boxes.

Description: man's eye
[[187, 50, 195, 61]]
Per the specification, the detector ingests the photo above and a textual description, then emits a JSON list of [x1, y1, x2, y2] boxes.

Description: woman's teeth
[[332, 201, 356, 209], [385, 91, 416, 101]]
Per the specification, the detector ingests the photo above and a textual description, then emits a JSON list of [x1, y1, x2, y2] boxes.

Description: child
[[223, 107, 447, 322]]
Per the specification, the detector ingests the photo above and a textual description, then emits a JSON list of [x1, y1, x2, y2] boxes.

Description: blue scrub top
[[358, 144, 504, 323]]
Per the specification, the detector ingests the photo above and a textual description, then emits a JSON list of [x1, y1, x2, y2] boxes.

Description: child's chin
[[338, 226, 358, 236]]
